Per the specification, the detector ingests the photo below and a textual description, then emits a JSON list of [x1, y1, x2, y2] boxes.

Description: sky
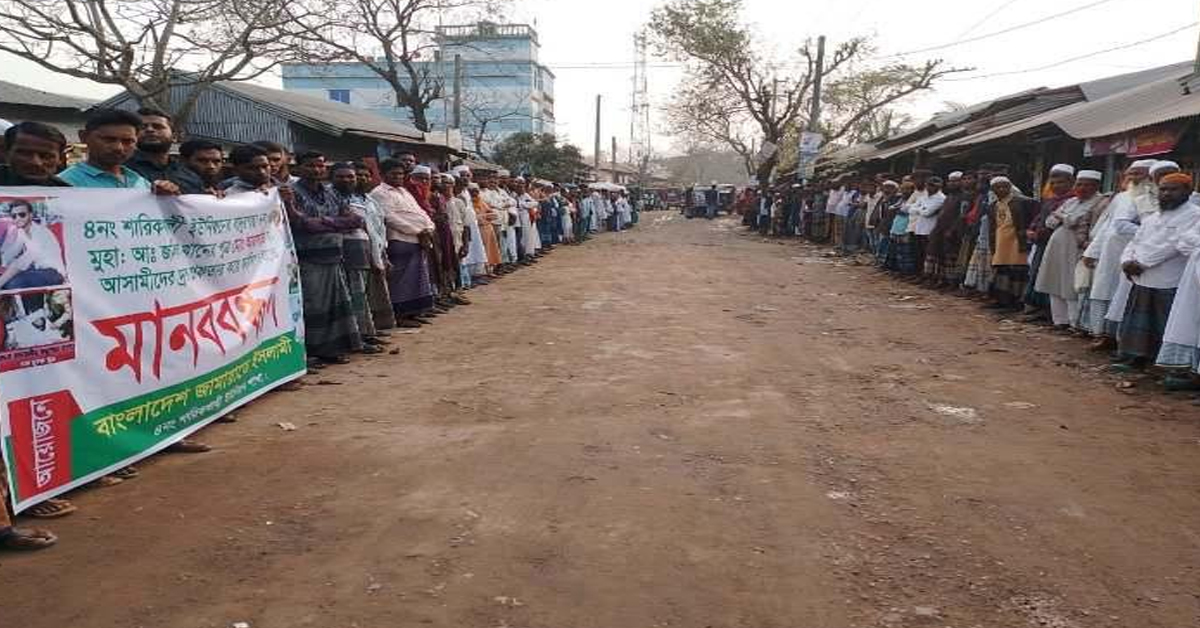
[[4, 0, 1199, 157]]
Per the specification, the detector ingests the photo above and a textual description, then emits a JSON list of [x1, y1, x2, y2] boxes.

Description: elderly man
[[985, 176, 1036, 311], [1114, 173, 1200, 372], [1082, 160, 1156, 348], [1105, 161, 1186, 337], [1035, 170, 1107, 330]]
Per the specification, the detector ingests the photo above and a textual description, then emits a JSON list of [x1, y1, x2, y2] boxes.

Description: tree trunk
[[755, 154, 777, 191]]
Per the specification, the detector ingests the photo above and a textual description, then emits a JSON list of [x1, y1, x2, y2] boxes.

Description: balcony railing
[[437, 22, 537, 44]]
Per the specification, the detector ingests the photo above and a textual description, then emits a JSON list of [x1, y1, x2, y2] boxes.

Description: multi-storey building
[[281, 22, 555, 156]]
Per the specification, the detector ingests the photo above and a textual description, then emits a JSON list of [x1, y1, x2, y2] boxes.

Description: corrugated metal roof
[[1053, 73, 1200, 139], [817, 143, 877, 165], [871, 126, 968, 161], [1077, 61, 1194, 100], [0, 79, 95, 110], [937, 61, 1198, 150], [218, 81, 425, 141]]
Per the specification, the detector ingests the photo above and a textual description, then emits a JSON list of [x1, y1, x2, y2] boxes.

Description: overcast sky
[[4, 0, 1198, 156]]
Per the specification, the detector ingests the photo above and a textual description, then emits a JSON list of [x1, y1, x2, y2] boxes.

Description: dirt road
[[5, 213, 1200, 628]]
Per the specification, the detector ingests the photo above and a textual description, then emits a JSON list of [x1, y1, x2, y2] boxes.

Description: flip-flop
[[360, 345, 384, 355], [90, 476, 123, 488], [111, 466, 139, 480], [25, 499, 77, 519], [1, 527, 57, 551]]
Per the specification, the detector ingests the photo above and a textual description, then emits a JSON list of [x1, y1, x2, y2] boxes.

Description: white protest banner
[[0, 188, 305, 512]]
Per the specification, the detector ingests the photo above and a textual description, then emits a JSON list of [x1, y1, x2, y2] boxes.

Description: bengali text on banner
[[0, 187, 307, 513]]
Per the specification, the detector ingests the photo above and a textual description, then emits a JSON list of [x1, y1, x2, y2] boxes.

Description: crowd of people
[[748, 159, 1200, 390], [0, 108, 641, 551]]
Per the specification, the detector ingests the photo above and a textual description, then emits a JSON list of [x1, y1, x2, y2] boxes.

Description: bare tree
[[459, 86, 541, 155], [647, 0, 967, 187], [280, 0, 508, 133], [0, 0, 306, 124]]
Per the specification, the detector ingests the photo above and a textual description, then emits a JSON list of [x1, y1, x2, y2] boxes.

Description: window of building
[[327, 89, 351, 104]]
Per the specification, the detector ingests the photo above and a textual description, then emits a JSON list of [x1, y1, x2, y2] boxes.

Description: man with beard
[[1035, 170, 1107, 331], [330, 162, 388, 354], [1081, 160, 1156, 349], [60, 109, 177, 193], [1115, 173, 1200, 372], [1021, 164, 1077, 322], [291, 151, 365, 366], [127, 108, 207, 194]]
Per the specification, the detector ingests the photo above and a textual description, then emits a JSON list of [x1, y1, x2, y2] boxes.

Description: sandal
[[90, 475, 124, 488], [319, 355, 352, 365], [25, 499, 77, 519], [111, 466, 139, 480], [167, 440, 212, 454], [360, 345, 384, 355], [1, 527, 57, 551]]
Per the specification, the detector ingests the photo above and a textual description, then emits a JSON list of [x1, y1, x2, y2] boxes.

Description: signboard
[[756, 141, 779, 163], [1084, 122, 1185, 158], [799, 132, 824, 155], [0, 188, 306, 513]]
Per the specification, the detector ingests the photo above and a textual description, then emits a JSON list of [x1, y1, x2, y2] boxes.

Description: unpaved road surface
[[5, 213, 1200, 628]]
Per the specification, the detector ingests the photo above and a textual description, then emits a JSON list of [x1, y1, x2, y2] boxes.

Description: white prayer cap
[[947, 171, 964, 181], [1076, 170, 1103, 182], [467, 182, 480, 190], [1049, 163, 1076, 176], [437, 172, 455, 182], [497, 169, 511, 177], [1150, 160, 1180, 176], [410, 165, 432, 176], [989, 176, 1012, 186], [1129, 159, 1157, 171], [881, 180, 899, 188], [451, 165, 471, 175]]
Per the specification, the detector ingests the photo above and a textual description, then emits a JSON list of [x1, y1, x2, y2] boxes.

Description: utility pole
[[594, 95, 602, 174], [1194, 14, 1200, 74], [611, 136, 618, 184], [808, 35, 826, 133], [452, 54, 463, 129]]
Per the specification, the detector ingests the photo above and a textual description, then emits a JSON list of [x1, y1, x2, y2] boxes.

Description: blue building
[[281, 22, 555, 156]]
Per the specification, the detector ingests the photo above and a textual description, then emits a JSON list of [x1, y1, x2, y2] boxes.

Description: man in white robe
[[1035, 170, 1107, 328], [1082, 160, 1156, 347], [1114, 173, 1200, 372]]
